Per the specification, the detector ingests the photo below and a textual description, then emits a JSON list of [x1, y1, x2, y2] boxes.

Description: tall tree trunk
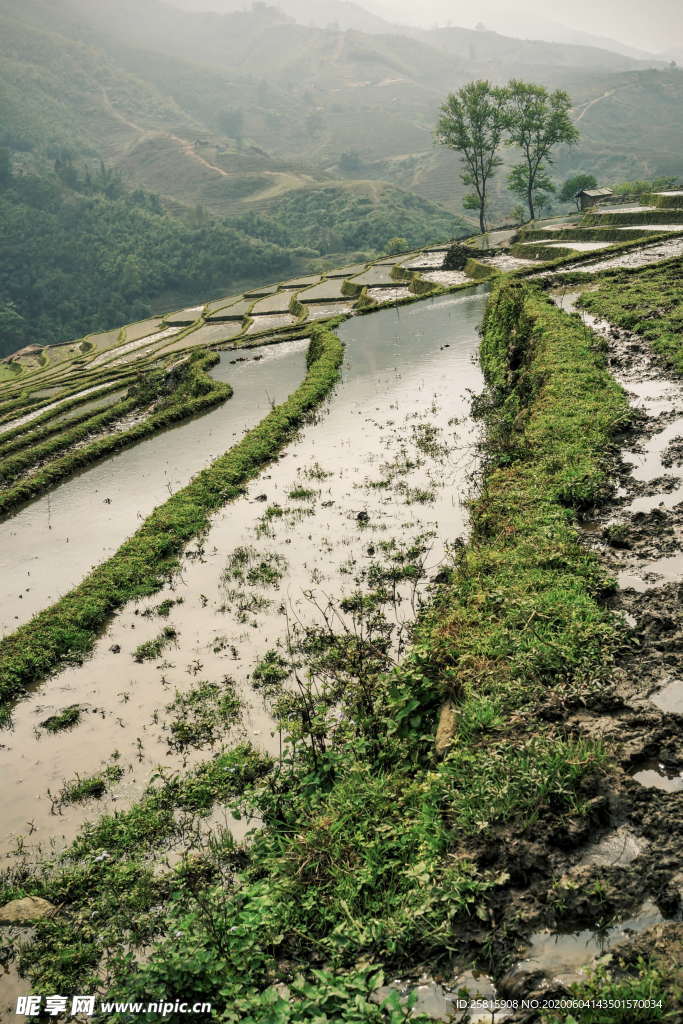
[[528, 182, 535, 221], [479, 204, 486, 233]]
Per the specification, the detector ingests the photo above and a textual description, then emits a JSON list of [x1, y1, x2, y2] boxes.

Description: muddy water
[[518, 902, 665, 987], [0, 341, 309, 636], [513, 284, 683, 987], [556, 289, 683, 578], [0, 289, 487, 865], [544, 237, 683, 276]]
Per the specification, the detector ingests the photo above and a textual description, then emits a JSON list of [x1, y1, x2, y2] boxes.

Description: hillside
[[3, 0, 682, 224], [1, 0, 682, 354], [0, 166, 462, 357]]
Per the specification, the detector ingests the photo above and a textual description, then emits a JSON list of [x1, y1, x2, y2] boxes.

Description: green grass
[[583, 209, 683, 226], [11, 280, 637, 1019], [57, 764, 125, 806], [39, 704, 83, 733], [519, 227, 652, 243], [133, 626, 178, 663], [542, 959, 677, 1022], [0, 325, 343, 721], [578, 257, 683, 374], [165, 679, 242, 753], [511, 241, 581, 261]]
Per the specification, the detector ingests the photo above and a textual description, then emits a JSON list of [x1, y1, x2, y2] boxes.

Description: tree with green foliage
[[386, 236, 408, 255], [505, 81, 578, 220], [559, 173, 598, 209], [508, 163, 555, 221], [0, 302, 27, 358], [436, 81, 509, 233]]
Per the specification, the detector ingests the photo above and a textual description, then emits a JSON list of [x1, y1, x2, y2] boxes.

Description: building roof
[[576, 187, 614, 198]]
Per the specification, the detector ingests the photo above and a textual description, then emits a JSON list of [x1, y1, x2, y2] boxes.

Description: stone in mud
[[435, 701, 457, 756], [579, 826, 644, 868], [651, 678, 683, 715], [372, 981, 456, 1021], [451, 970, 496, 1001], [498, 965, 548, 1001], [0, 897, 55, 924]]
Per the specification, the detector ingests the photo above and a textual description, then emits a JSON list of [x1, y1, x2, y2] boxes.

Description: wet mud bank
[[364, 280, 683, 1022], [477, 285, 683, 1017]]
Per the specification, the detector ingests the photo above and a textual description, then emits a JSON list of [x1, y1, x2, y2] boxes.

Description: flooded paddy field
[[0, 289, 487, 869], [0, 341, 309, 635]]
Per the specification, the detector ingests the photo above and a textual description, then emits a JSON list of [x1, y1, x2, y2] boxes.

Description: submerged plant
[[165, 678, 241, 753], [39, 705, 83, 733], [133, 626, 178, 662]]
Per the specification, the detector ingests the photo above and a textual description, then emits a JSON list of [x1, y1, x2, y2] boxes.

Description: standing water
[[0, 289, 488, 868], [0, 341, 309, 635]]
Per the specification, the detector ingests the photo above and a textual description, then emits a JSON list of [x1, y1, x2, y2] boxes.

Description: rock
[[0, 897, 55, 925], [110, 644, 121, 654], [356, 510, 370, 523], [452, 970, 496, 1000], [435, 701, 457, 756], [372, 981, 456, 1021], [498, 966, 546, 1001], [411, 983, 455, 1020]]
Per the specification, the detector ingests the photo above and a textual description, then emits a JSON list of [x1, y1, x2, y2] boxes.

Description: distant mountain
[[362, 0, 658, 62], [1, 0, 681, 226], [658, 48, 683, 66], [170, 0, 397, 34], [416, 24, 653, 72]]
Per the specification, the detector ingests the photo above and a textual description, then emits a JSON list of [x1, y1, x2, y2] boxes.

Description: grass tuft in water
[[39, 705, 83, 733]]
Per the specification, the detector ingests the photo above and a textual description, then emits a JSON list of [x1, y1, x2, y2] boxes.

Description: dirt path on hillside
[[100, 89, 314, 201], [573, 88, 616, 124], [100, 88, 233, 180]]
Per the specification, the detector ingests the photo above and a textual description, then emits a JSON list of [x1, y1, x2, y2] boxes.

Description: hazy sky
[[365, 0, 683, 54]]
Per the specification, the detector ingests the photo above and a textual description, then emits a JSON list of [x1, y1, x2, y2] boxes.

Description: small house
[[575, 187, 614, 211]]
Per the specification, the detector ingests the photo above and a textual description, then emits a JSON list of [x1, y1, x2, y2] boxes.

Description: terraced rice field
[[3, 201, 683, 1017], [298, 278, 349, 302], [246, 313, 296, 334], [250, 290, 297, 315], [349, 265, 399, 287]]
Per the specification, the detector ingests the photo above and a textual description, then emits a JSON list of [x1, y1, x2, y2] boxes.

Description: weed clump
[[57, 764, 124, 805], [133, 626, 178, 663], [165, 678, 241, 752], [39, 705, 83, 733]]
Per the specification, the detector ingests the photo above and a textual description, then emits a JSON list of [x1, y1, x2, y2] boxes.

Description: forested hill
[[0, 167, 463, 357], [1, 0, 682, 355]]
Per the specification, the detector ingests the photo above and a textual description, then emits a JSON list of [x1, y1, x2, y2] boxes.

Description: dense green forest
[[0, 167, 462, 358], [233, 184, 467, 260], [0, 171, 292, 356]]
